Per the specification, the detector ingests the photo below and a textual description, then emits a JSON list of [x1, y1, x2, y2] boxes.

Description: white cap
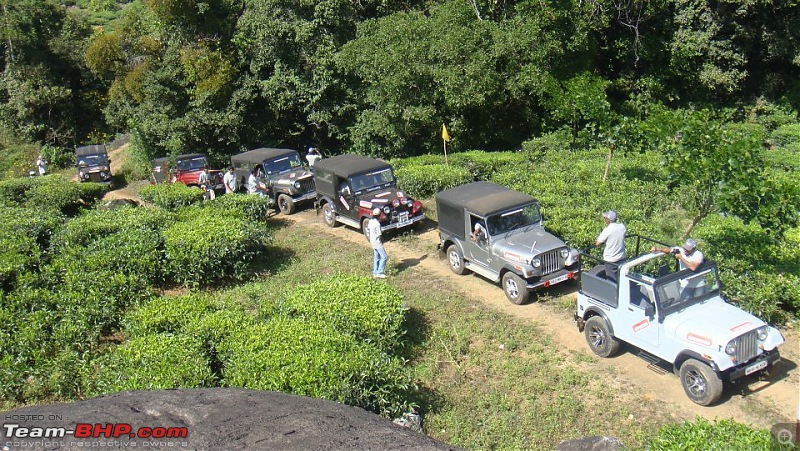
[[602, 210, 617, 222]]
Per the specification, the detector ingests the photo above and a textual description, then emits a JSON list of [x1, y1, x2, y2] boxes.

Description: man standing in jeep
[[594, 210, 626, 282]]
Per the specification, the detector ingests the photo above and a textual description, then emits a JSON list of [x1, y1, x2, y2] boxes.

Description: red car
[[150, 153, 223, 190]]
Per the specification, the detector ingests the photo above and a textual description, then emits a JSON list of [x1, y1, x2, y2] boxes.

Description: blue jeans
[[373, 246, 387, 275]]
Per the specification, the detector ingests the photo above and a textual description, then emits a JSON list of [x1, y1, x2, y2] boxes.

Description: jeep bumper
[[380, 213, 425, 232], [291, 191, 317, 203], [727, 349, 781, 382], [525, 268, 580, 291]]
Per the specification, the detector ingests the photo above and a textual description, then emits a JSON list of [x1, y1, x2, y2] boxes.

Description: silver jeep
[[436, 181, 580, 304]]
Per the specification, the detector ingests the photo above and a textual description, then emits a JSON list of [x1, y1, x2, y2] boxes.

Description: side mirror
[[644, 303, 655, 318]]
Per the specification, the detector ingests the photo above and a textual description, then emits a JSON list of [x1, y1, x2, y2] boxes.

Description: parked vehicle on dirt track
[[75, 144, 112, 184], [150, 153, 223, 191], [314, 154, 424, 236], [231, 148, 315, 215], [436, 181, 580, 304], [575, 235, 784, 406]]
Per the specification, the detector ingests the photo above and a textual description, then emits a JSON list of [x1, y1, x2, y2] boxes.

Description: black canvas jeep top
[[314, 154, 424, 234], [75, 144, 111, 183]]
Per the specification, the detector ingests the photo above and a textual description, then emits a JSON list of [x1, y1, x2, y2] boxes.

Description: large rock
[[1, 389, 456, 450]]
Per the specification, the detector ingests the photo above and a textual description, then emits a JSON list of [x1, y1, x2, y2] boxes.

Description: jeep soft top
[[75, 144, 108, 157], [151, 153, 208, 170], [231, 148, 298, 168]]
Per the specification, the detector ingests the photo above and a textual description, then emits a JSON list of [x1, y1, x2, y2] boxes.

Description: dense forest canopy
[[1, 0, 799, 158]]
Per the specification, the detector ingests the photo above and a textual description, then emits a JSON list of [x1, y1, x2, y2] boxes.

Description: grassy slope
[[215, 219, 674, 450]]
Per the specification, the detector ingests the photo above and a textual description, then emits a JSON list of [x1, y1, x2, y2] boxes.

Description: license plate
[[744, 360, 768, 375], [398, 213, 410, 227], [549, 274, 569, 285]]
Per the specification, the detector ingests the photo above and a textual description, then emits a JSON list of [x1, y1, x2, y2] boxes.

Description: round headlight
[[405, 199, 413, 207], [560, 248, 569, 259], [383, 206, 391, 214], [294, 181, 301, 189], [531, 258, 541, 268], [392, 199, 400, 207], [756, 326, 768, 341], [100, 171, 106, 178], [725, 341, 736, 355]]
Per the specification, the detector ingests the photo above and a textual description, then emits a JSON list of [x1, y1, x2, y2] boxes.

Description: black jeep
[[230, 148, 316, 215], [75, 144, 112, 184], [314, 154, 424, 237]]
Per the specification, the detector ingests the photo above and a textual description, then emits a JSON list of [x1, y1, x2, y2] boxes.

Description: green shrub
[[140, 183, 204, 209], [281, 274, 406, 351], [52, 228, 164, 284], [24, 176, 85, 214], [449, 150, 532, 179], [124, 293, 217, 338], [52, 206, 173, 251], [0, 177, 37, 205], [646, 417, 791, 450], [769, 123, 800, 147], [0, 142, 40, 180], [394, 164, 472, 198], [163, 208, 269, 286], [206, 194, 272, 221], [219, 318, 412, 417], [90, 334, 214, 394], [75, 182, 110, 202]]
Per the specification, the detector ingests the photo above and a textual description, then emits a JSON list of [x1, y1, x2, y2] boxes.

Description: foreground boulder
[[1, 388, 456, 450]]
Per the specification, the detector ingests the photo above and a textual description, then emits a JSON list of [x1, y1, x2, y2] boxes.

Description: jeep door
[[336, 179, 355, 214], [465, 213, 491, 267], [616, 280, 660, 347]]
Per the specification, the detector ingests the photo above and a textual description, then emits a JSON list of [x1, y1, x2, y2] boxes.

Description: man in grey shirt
[[367, 208, 387, 278], [595, 210, 626, 283]]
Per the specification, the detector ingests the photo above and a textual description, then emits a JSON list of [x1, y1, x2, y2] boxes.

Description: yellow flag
[[441, 124, 451, 142]]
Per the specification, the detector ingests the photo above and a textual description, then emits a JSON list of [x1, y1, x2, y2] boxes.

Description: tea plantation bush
[[394, 164, 472, 199], [140, 182, 204, 209], [219, 317, 412, 417], [0, 176, 105, 214], [282, 274, 406, 351], [163, 209, 269, 286], [207, 194, 272, 221], [51, 206, 174, 250], [124, 293, 218, 338], [90, 334, 215, 394], [645, 417, 792, 450]]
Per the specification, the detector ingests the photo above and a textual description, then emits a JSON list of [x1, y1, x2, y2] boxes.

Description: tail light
[[412, 200, 423, 214]]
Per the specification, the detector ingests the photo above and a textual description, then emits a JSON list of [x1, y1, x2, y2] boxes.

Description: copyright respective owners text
[[771, 423, 799, 450], [3, 415, 190, 449]]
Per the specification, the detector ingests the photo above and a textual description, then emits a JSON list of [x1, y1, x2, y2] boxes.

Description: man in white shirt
[[247, 168, 269, 197], [198, 166, 215, 200], [595, 210, 626, 282], [306, 147, 321, 169], [367, 208, 387, 278], [651, 238, 704, 271], [223, 167, 237, 194], [35, 155, 47, 176]]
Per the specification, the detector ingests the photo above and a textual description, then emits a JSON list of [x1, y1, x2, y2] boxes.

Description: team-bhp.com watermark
[[3, 416, 189, 448]]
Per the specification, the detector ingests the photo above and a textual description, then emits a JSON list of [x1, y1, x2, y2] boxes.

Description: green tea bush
[[90, 334, 214, 394], [140, 183, 204, 209], [124, 293, 217, 338], [75, 181, 109, 202], [281, 274, 406, 351], [219, 318, 412, 417], [52, 206, 173, 251], [646, 417, 791, 450], [162, 208, 269, 286], [207, 194, 272, 221], [769, 123, 800, 147], [0, 232, 41, 288], [394, 164, 473, 198], [449, 150, 531, 180], [24, 176, 85, 215], [0, 177, 37, 205], [52, 228, 164, 284]]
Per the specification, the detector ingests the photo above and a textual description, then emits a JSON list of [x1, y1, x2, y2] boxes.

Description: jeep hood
[[273, 168, 312, 182], [499, 227, 565, 254], [665, 297, 766, 346], [356, 187, 408, 205]]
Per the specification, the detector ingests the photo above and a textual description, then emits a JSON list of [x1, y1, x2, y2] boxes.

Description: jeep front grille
[[298, 178, 315, 194], [732, 330, 759, 363], [541, 249, 562, 275]]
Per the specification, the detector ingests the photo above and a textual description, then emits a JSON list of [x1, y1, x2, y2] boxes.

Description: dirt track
[[284, 208, 799, 430]]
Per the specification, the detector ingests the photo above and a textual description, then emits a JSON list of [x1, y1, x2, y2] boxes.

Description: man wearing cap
[[651, 239, 704, 271], [595, 210, 626, 283], [367, 208, 387, 278]]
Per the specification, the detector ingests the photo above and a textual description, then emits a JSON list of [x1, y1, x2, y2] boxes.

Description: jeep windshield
[[350, 168, 395, 193], [265, 154, 303, 175], [486, 204, 542, 236], [176, 156, 208, 171], [78, 154, 108, 166], [655, 266, 721, 314]]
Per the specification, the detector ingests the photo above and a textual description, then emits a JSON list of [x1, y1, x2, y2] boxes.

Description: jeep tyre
[[322, 203, 338, 227], [502, 272, 531, 305], [584, 316, 620, 358], [277, 194, 296, 215], [446, 245, 467, 275], [679, 358, 723, 406]]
